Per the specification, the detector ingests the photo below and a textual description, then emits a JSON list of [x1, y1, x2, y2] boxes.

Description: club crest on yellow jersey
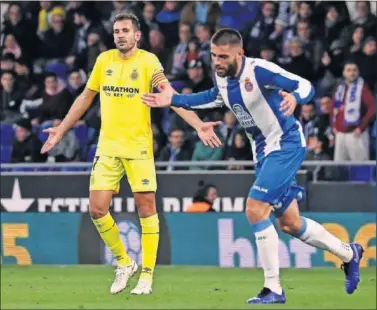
[[131, 69, 139, 81]]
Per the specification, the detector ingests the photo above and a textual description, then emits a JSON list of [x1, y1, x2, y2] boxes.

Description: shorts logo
[[141, 151, 147, 155], [245, 77, 253, 92], [131, 69, 139, 80], [106, 69, 113, 76], [252, 185, 268, 193], [142, 179, 150, 185]]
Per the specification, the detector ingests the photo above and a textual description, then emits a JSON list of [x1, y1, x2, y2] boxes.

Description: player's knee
[[89, 197, 108, 219], [134, 192, 156, 217], [246, 198, 270, 223]]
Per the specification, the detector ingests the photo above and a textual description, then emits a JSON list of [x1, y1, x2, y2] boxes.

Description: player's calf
[[246, 198, 283, 296]]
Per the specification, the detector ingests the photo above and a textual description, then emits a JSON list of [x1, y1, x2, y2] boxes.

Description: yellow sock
[[140, 214, 159, 282], [92, 213, 132, 266]]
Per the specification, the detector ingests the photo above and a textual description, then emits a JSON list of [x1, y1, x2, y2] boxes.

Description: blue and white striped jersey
[[171, 57, 315, 162]]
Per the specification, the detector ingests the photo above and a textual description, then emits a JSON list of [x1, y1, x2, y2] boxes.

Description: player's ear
[[135, 30, 142, 42]]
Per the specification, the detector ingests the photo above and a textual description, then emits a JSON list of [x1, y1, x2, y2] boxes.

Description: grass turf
[[1, 265, 376, 309]]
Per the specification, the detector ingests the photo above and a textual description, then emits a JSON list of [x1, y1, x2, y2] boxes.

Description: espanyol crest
[[245, 77, 253, 92]]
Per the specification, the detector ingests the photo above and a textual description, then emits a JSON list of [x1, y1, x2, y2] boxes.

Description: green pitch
[[1, 265, 376, 309]]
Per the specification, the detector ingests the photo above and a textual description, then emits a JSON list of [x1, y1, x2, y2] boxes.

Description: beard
[[116, 39, 137, 54], [216, 60, 238, 78]]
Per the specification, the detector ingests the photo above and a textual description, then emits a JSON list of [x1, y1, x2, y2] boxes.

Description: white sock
[[293, 217, 353, 262], [252, 218, 282, 295]]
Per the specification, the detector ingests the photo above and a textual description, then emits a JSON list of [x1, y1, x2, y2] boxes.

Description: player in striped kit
[[142, 28, 364, 304]]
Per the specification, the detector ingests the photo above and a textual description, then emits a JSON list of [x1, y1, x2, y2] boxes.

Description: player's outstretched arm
[[153, 83, 223, 148], [41, 88, 97, 154]]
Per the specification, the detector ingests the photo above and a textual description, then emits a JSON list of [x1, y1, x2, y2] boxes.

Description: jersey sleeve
[[254, 59, 315, 105], [86, 54, 102, 92], [148, 54, 168, 88], [171, 83, 225, 110]]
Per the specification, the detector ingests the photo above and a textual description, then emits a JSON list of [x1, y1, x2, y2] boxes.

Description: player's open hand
[[142, 92, 172, 108], [279, 90, 297, 116], [197, 121, 223, 148], [40, 127, 64, 154]]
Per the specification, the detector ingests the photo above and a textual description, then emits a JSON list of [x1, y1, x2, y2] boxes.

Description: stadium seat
[[0, 145, 12, 163], [87, 144, 97, 162], [349, 166, 374, 182], [1, 124, 15, 146]]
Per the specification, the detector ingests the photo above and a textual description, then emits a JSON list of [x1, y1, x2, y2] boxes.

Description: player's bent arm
[[255, 59, 315, 105], [57, 87, 97, 134]]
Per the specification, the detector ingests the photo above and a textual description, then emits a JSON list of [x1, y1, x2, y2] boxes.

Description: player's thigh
[[249, 147, 306, 213], [90, 155, 125, 194], [122, 157, 157, 193]]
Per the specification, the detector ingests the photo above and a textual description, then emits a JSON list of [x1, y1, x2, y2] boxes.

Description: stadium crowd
[[1, 1, 376, 174]]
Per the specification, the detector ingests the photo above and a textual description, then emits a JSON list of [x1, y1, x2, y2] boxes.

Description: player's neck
[[118, 46, 138, 60]]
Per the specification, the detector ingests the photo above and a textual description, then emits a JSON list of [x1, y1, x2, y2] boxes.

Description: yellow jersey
[[86, 49, 168, 159]]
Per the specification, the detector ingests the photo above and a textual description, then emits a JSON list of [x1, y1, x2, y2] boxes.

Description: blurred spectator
[[2, 34, 22, 59], [66, 7, 107, 66], [13, 58, 37, 99], [149, 29, 170, 69], [348, 1, 377, 38], [46, 119, 80, 162], [65, 1, 85, 25], [75, 31, 107, 74], [156, 1, 181, 48], [166, 22, 191, 80], [243, 1, 277, 57], [331, 61, 376, 161], [158, 128, 192, 171], [11, 118, 47, 163], [37, 1, 65, 36], [347, 26, 365, 56], [225, 131, 253, 170], [186, 37, 201, 64], [186, 181, 218, 213], [67, 69, 86, 99], [219, 110, 240, 158], [279, 38, 315, 84], [142, 2, 158, 32], [259, 41, 278, 62], [190, 127, 224, 170], [305, 134, 335, 181], [180, 1, 221, 29], [195, 23, 212, 68], [1, 53, 16, 71], [317, 39, 347, 95], [316, 96, 335, 158], [2, 3, 39, 60], [322, 5, 348, 50], [0, 70, 23, 124], [32, 72, 73, 126], [39, 12, 75, 61], [352, 36, 377, 91], [186, 59, 213, 92], [299, 103, 317, 143]]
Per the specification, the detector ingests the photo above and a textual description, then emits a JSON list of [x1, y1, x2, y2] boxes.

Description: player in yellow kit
[[41, 13, 222, 295]]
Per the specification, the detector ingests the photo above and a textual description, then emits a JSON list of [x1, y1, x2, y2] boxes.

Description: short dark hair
[[343, 59, 359, 68], [44, 72, 57, 80], [211, 28, 243, 46], [113, 12, 141, 31], [1, 70, 15, 79]]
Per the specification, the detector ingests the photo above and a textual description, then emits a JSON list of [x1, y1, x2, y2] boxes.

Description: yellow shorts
[[89, 155, 157, 193]]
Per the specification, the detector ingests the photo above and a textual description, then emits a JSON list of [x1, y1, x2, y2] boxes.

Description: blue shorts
[[249, 147, 306, 218]]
